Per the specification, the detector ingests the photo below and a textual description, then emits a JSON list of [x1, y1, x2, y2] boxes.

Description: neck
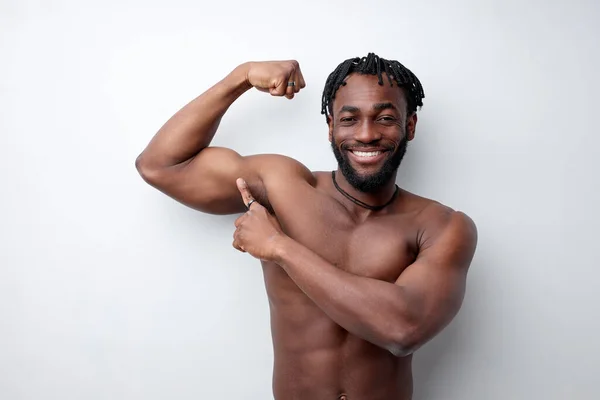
[[332, 169, 399, 213]]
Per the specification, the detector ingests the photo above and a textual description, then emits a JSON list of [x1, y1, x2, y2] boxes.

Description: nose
[[354, 120, 381, 143]]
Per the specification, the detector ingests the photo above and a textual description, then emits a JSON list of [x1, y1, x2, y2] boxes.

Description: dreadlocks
[[321, 53, 425, 122]]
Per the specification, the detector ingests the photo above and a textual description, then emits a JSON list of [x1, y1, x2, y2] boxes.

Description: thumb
[[236, 178, 255, 207]]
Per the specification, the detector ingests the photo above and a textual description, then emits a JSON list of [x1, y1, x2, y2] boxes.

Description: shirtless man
[[135, 53, 478, 400]]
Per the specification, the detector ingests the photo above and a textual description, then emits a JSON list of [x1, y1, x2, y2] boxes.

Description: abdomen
[[262, 261, 413, 400]]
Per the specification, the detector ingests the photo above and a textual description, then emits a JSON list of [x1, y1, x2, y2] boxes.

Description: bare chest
[[267, 186, 418, 283]]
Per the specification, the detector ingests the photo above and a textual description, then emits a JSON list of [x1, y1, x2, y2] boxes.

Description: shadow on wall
[[411, 259, 489, 400], [412, 317, 467, 400]]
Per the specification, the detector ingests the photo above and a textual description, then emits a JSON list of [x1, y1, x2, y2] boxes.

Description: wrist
[[271, 233, 293, 265], [221, 63, 253, 97], [232, 62, 254, 90]]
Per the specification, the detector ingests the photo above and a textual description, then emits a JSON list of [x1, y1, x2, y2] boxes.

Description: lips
[[351, 150, 384, 157], [347, 148, 389, 165]]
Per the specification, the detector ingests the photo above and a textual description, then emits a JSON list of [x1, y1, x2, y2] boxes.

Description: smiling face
[[328, 73, 418, 192]]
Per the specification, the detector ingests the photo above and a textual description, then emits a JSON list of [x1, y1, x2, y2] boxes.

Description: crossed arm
[[233, 181, 478, 357]]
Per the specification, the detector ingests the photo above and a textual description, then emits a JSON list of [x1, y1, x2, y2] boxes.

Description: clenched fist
[[244, 60, 307, 99]]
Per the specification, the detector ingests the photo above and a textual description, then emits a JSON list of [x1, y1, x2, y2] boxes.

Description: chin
[[349, 165, 385, 182], [349, 172, 392, 192], [340, 161, 391, 193], [348, 154, 389, 172], [331, 137, 408, 193]]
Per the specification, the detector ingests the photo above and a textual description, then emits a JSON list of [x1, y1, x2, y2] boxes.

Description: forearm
[[273, 236, 421, 356], [136, 63, 252, 170]]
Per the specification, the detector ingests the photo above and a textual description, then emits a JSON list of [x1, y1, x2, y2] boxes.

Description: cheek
[[331, 128, 354, 149], [382, 123, 404, 138]]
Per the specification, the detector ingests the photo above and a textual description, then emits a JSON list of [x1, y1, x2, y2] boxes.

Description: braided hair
[[321, 52, 425, 122]]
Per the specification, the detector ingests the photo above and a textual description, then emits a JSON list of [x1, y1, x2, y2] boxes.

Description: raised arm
[[135, 60, 306, 215]]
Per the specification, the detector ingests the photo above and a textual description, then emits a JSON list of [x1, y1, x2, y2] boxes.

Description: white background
[[1, 0, 599, 399]]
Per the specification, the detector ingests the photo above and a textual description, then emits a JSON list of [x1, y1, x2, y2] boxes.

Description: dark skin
[[136, 60, 477, 400]]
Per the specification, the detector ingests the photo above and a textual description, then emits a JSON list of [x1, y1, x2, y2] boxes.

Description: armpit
[[247, 179, 275, 215]]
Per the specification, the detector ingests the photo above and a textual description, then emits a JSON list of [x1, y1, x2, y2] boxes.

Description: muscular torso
[[255, 170, 435, 400]]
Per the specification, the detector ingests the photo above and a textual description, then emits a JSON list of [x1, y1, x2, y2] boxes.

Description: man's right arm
[[135, 61, 306, 215]]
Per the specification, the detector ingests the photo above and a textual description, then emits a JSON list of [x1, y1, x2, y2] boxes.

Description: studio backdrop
[[1, 0, 599, 399]]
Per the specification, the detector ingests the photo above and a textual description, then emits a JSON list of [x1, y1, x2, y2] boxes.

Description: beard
[[331, 134, 408, 193]]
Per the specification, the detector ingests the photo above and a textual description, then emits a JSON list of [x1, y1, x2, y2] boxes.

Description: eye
[[340, 117, 356, 123], [377, 116, 398, 124]]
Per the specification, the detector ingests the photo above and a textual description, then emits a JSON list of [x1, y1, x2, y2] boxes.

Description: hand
[[245, 60, 306, 99], [232, 178, 286, 261]]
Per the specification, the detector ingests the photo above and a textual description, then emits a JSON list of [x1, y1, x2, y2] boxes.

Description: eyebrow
[[339, 105, 360, 113], [373, 102, 396, 111], [338, 102, 397, 114]]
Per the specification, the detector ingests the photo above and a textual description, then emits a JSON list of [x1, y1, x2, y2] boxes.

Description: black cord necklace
[[331, 171, 399, 211]]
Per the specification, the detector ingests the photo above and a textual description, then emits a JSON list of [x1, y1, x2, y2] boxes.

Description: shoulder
[[423, 203, 477, 238], [403, 192, 477, 258], [240, 153, 317, 213]]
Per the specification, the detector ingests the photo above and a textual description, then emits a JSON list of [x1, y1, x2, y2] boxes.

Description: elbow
[[384, 323, 422, 358], [386, 341, 417, 358], [135, 154, 161, 185]]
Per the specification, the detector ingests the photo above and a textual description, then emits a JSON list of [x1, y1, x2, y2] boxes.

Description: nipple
[[337, 394, 348, 400]]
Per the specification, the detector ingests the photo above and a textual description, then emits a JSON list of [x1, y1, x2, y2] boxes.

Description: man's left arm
[[233, 181, 478, 356], [272, 210, 477, 356]]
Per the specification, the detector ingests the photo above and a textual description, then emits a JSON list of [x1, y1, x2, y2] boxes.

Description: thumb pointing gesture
[[236, 178, 256, 210], [233, 178, 285, 261]]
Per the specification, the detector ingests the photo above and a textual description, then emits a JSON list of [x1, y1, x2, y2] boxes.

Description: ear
[[406, 113, 418, 141]]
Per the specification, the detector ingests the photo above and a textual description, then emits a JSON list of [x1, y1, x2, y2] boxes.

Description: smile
[[351, 150, 383, 158], [347, 149, 389, 165]]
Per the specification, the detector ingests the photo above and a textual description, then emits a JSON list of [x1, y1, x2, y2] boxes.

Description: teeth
[[352, 151, 382, 157]]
